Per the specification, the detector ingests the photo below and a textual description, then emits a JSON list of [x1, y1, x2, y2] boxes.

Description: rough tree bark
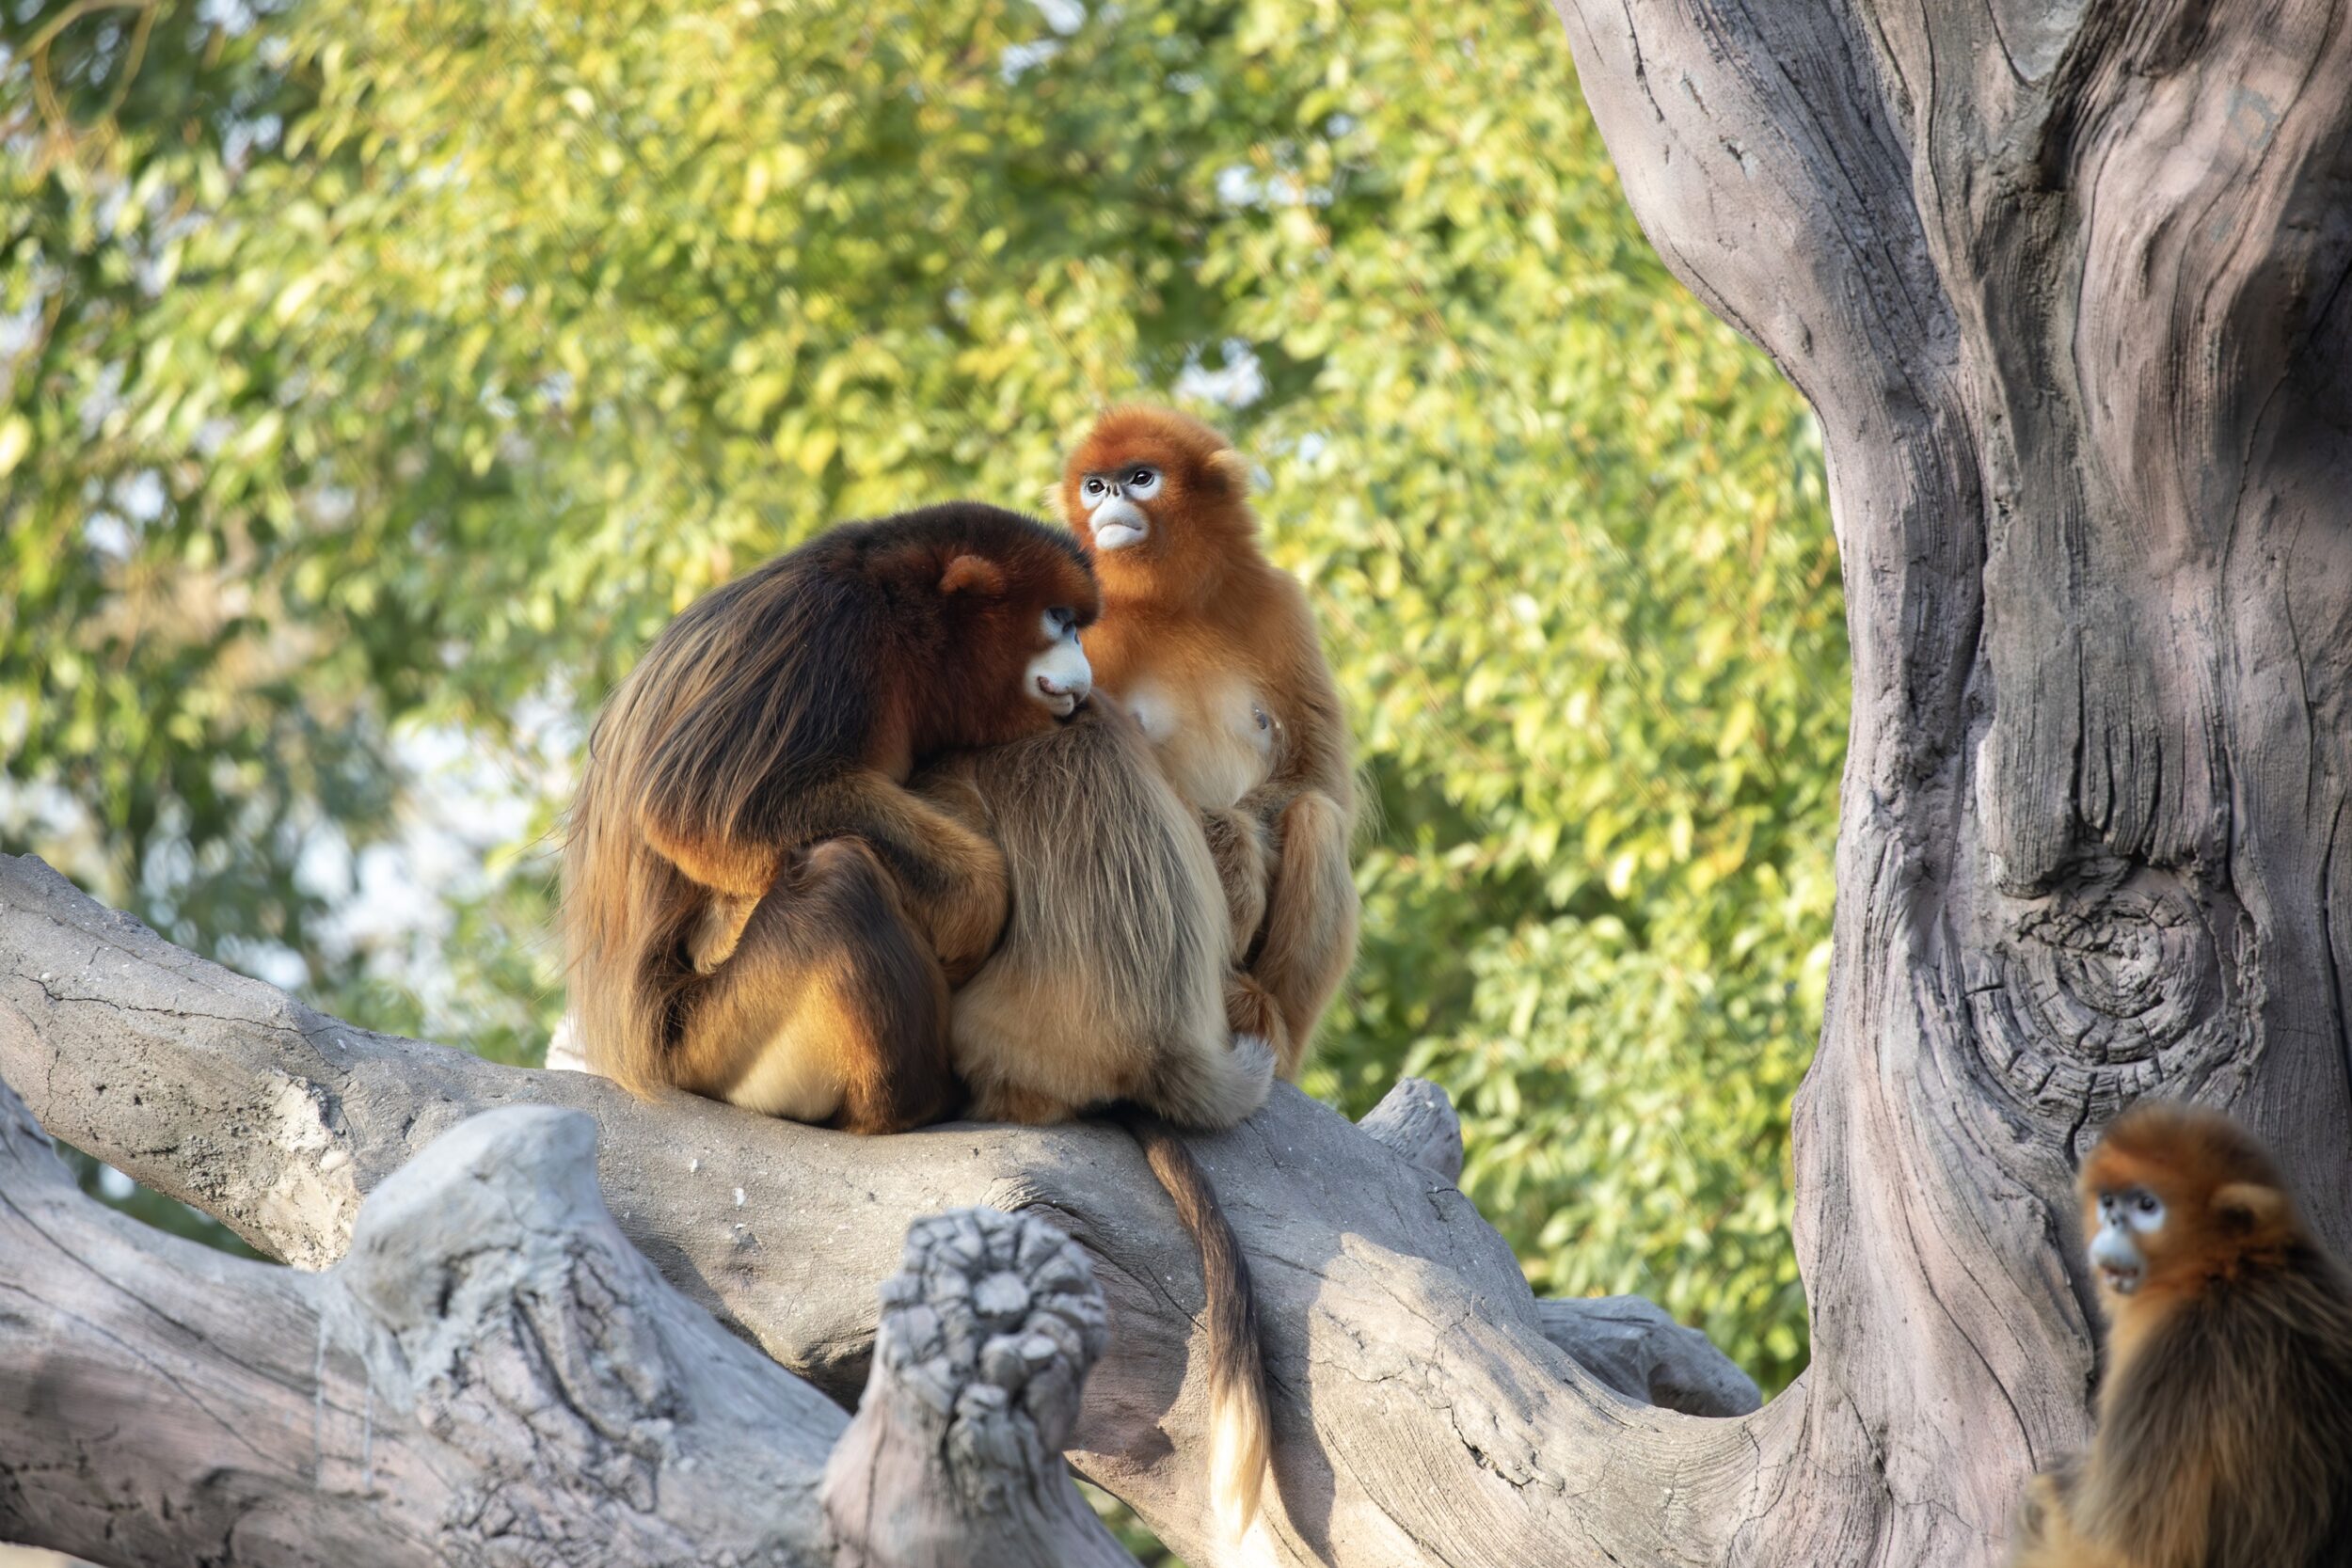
[[8, 3, 2344, 1563], [1549, 0, 2352, 1562], [0, 852, 1765, 1568], [0, 1058, 1138, 1566]]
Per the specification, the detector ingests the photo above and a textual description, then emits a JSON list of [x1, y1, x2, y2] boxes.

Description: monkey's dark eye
[[1083, 478, 1104, 495], [1130, 467, 1156, 486]]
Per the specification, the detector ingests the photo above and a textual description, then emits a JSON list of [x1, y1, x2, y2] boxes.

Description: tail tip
[[1209, 1385, 1271, 1541]]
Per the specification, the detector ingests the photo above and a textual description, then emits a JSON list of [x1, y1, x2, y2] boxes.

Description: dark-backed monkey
[[914, 701, 1277, 1539], [2010, 1101, 2352, 1568], [562, 503, 1099, 1134], [1059, 405, 1359, 1075]]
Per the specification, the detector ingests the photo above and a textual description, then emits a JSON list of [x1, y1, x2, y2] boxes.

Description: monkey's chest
[[1120, 674, 1274, 811]]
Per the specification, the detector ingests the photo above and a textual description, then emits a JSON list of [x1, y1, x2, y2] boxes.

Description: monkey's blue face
[[1077, 465, 1163, 552], [2088, 1186, 2167, 1295]]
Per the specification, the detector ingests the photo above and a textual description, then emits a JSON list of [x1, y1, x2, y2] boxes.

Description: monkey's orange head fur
[[834, 504, 1103, 754], [2076, 1101, 2302, 1311], [1060, 405, 1258, 604]]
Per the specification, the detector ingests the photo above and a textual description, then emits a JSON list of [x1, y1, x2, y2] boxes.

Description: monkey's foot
[[1223, 973, 1294, 1076], [1200, 805, 1273, 962], [686, 892, 759, 974]]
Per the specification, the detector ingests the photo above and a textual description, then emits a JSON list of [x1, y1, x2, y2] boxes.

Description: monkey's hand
[[641, 812, 784, 901], [2019, 1471, 2061, 1536], [2009, 1457, 2089, 1566], [1232, 782, 1291, 850], [850, 780, 1009, 988], [1223, 971, 1294, 1076], [685, 892, 760, 974], [1200, 805, 1273, 964]]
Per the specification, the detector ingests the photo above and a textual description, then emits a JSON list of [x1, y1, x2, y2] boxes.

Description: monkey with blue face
[[2010, 1102, 2352, 1568]]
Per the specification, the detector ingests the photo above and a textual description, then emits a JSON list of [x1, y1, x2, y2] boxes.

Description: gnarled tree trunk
[[5, 3, 2348, 1564], [1554, 0, 2352, 1560]]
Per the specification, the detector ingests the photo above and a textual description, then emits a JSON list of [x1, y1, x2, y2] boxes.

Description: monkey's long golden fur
[[2011, 1102, 2352, 1568], [916, 702, 1276, 1538], [917, 704, 1268, 1125]]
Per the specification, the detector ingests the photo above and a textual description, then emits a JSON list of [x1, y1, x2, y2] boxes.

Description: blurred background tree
[[1, 0, 1839, 1427]]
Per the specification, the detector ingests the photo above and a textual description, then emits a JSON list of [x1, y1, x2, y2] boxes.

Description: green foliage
[[2, 0, 1841, 1394]]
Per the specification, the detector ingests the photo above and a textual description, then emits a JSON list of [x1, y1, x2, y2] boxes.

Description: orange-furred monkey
[[2010, 1101, 2352, 1568], [1060, 405, 1359, 1074]]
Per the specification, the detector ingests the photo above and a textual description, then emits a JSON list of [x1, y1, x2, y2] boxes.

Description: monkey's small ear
[[2213, 1181, 2287, 1237], [1038, 481, 1067, 515], [1206, 447, 1253, 494], [939, 554, 1007, 598]]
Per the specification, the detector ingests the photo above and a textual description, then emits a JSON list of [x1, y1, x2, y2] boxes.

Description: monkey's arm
[[639, 811, 787, 976], [648, 765, 1007, 985], [812, 771, 1010, 987], [641, 814, 786, 900], [1246, 787, 1359, 1076], [1261, 641, 1358, 816]]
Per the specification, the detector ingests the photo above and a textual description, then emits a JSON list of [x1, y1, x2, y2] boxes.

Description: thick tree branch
[[824, 1208, 1132, 1568], [0, 853, 1757, 1567], [0, 1062, 1136, 1565]]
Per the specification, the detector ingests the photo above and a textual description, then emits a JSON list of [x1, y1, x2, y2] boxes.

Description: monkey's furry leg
[[1222, 972, 1294, 1069], [671, 839, 955, 1135], [1248, 789, 1359, 1076], [643, 768, 1009, 987], [1202, 805, 1293, 1063]]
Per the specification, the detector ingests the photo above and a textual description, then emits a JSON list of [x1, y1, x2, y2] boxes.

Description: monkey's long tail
[[1116, 1112, 1271, 1542]]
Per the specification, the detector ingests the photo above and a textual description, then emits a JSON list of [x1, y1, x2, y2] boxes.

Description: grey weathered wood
[[1534, 1297, 1762, 1418], [18, 18, 2323, 1560], [823, 1208, 1132, 1568], [0, 1084, 837, 1563], [1, 852, 1756, 1566], [1357, 1075, 1466, 1182], [1550, 0, 2352, 1562], [0, 1066, 1134, 1566]]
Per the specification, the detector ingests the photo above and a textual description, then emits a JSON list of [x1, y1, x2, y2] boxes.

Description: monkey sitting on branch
[[1060, 405, 1360, 1075], [2010, 1101, 2352, 1568], [563, 503, 1100, 1134], [914, 702, 1277, 1538]]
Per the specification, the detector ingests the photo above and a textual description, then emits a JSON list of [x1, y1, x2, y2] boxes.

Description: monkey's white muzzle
[[1027, 638, 1093, 719], [2089, 1227, 2144, 1294], [1089, 497, 1149, 553]]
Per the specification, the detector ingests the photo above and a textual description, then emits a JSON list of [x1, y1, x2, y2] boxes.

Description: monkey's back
[[564, 503, 1091, 1096], [916, 704, 1233, 1121], [2087, 1245, 2352, 1568]]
